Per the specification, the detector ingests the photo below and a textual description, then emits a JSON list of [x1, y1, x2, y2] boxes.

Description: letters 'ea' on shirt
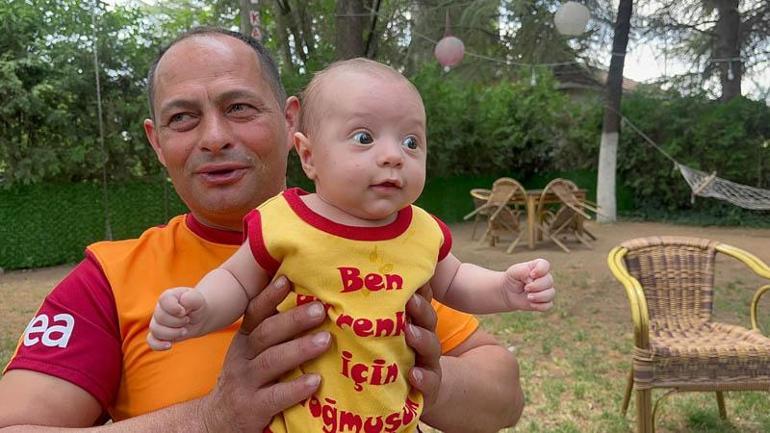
[[4, 210, 478, 422], [245, 188, 453, 433]]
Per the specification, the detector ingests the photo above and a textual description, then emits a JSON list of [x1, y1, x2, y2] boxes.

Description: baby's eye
[[353, 131, 374, 145], [402, 136, 419, 150]]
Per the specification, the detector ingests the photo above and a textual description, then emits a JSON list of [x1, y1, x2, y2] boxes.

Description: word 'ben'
[[338, 267, 404, 293]]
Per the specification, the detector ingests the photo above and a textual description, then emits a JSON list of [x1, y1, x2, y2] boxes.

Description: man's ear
[[294, 131, 317, 180], [143, 118, 167, 167], [284, 96, 301, 152]]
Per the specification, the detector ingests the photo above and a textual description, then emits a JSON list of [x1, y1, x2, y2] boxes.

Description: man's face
[[144, 35, 292, 230]]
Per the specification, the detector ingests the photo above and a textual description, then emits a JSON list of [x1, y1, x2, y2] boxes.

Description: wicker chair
[[608, 236, 770, 433], [535, 178, 595, 252], [466, 188, 493, 240], [463, 177, 525, 249]]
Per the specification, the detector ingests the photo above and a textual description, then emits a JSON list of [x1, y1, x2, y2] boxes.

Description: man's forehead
[[155, 35, 262, 87]]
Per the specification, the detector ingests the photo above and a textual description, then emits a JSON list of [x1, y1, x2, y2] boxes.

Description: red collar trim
[[283, 187, 412, 241], [185, 214, 244, 245]]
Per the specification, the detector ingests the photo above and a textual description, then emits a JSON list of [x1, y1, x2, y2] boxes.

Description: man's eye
[[402, 136, 419, 150], [352, 131, 374, 145], [228, 103, 256, 117], [168, 113, 194, 126]]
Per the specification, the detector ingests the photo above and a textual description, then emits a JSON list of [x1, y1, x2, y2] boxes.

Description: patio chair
[[466, 188, 492, 240], [463, 177, 525, 249], [608, 236, 770, 433], [534, 178, 594, 252]]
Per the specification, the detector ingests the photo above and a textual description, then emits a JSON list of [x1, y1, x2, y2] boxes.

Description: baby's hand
[[147, 287, 207, 351], [502, 258, 555, 312]]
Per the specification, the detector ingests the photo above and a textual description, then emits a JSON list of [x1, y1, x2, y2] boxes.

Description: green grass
[[0, 337, 18, 370], [420, 274, 770, 433]]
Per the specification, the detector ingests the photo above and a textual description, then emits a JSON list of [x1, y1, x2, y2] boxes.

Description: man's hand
[[200, 276, 331, 433], [502, 258, 555, 312], [405, 284, 443, 413]]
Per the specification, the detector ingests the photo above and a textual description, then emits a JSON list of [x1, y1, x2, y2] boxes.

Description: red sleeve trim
[[431, 215, 453, 261], [244, 209, 280, 277], [4, 253, 121, 410]]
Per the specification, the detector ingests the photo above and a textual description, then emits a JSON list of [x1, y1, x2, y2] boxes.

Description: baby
[[148, 58, 555, 433]]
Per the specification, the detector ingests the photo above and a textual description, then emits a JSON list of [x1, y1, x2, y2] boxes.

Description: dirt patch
[[452, 220, 770, 327], [0, 265, 71, 344]]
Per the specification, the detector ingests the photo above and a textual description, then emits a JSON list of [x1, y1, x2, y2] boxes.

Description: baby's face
[[308, 70, 427, 221]]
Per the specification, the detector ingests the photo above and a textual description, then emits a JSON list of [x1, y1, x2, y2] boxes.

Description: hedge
[[0, 178, 187, 269], [1, 171, 615, 270]]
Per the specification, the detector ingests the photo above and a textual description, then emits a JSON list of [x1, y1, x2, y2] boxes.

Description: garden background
[[1, 2, 770, 431]]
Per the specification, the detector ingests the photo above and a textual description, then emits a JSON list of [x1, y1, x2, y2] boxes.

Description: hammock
[[677, 164, 770, 210], [620, 114, 770, 211]]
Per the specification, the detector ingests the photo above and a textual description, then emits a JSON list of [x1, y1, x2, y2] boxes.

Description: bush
[[617, 93, 770, 215], [0, 178, 187, 269]]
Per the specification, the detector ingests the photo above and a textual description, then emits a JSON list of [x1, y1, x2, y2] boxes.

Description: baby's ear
[[294, 132, 317, 180]]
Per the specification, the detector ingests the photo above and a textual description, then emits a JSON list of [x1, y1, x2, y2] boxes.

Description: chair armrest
[[716, 243, 770, 279], [715, 244, 770, 334], [751, 284, 770, 334], [608, 246, 651, 349]]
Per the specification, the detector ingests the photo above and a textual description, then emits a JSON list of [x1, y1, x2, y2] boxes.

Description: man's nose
[[199, 114, 232, 153], [377, 139, 404, 168]]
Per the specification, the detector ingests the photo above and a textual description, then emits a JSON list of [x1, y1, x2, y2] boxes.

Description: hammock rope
[[618, 111, 770, 211]]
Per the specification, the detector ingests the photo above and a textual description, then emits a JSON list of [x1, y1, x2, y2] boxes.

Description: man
[[0, 28, 528, 432]]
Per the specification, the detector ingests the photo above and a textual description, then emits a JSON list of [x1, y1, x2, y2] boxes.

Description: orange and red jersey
[[4, 205, 478, 424]]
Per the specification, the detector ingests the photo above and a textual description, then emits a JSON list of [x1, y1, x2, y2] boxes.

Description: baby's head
[[294, 58, 427, 221]]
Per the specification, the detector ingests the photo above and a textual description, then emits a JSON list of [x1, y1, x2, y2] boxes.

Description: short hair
[[146, 27, 286, 121], [298, 58, 420, 136]]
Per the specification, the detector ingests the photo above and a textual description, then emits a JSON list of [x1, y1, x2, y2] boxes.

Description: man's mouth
[[195, 163, 249, 185]]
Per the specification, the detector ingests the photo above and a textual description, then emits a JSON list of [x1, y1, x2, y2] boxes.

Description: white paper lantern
[[554, 1, 591, 36], [434, 35, 465, 70]]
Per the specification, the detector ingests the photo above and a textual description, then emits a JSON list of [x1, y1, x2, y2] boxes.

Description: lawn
[[2, 220, 769, 432]]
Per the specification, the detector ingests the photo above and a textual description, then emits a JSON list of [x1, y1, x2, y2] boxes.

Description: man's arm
[[0, 277, 330, 433], [427, 330, 524, 433], [406, 292, 524, 433], [0, 370, 205, 432]]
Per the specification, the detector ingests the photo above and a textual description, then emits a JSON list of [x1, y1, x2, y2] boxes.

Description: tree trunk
[[335, 0, 366, 60], [405, 1, 446, 75], [270, 0, 297, 72], [240, 0, 262, 40], [597, 0, 633, 223], [715, 0, 742, 102]]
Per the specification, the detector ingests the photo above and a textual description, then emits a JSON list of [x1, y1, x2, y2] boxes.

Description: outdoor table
[[470, 188, 588, 249]]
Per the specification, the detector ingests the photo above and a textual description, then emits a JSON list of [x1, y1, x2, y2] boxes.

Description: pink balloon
[[434, 36, 465, 68]]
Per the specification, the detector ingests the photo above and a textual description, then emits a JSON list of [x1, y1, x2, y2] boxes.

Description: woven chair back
[[488, 177, 524, 205], [620, 236, 718, 329], [536, 178, 577, 215]]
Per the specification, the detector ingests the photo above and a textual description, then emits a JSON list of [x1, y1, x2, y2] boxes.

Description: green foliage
[[617, 92, 770, 214], [412, 64, 593, 180], [0, 179, 187, 269], [2, 0, 769, 269]]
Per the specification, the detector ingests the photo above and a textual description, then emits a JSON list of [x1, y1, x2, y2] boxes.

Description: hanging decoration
[[554, 1, 591, 36], [434, 12, 464, 71]]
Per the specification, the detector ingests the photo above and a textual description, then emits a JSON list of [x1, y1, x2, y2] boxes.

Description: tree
[[335, 0, 367, 59], [596, 0, 633, 223], [641, 0, 770, 101]]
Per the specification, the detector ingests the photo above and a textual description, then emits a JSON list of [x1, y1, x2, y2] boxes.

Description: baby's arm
[[147, 242, 271, 350], [431, 254, 554, 314]]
